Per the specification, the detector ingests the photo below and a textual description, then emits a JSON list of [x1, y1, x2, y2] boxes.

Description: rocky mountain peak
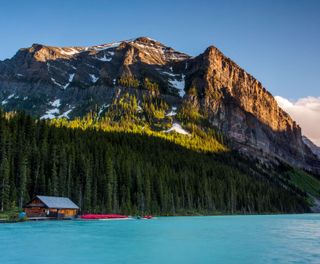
[[0, 37, 319, 173], [124, 37, 190, 65], [194, 43, 297, 133], [132, 36, 161, 45], [203, 45, 220, 56]]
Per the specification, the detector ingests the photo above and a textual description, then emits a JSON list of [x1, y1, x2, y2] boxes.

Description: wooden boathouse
[[24, 195, 79, 219]]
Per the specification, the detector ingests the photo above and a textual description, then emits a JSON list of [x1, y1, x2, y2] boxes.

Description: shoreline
[[1, 212, 319, 224]]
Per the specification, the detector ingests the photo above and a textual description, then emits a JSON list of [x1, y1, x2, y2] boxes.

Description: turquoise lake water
[[1, 214, 320, 264]]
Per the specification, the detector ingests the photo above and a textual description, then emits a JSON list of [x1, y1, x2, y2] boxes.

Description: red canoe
[[80, 214, 128, 220], [143, 215, 153, 219]]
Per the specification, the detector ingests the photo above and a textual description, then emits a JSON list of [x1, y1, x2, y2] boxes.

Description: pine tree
[[18, 155, 28, 208], [0, 153, 10, 211], [105, 157, 114, 213]]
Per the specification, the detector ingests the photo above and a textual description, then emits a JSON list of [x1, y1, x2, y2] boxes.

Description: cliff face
[[184, 46, 319, 171], [0, 37, 319, 172]]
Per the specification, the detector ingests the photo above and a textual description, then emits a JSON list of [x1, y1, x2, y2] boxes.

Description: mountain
[[0, 37, 319, 173], [302, 136, 320, 159]]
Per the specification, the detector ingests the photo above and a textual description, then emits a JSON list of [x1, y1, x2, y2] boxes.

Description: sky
[[275, 96, 320, 145], [0, 0, 319, 144]]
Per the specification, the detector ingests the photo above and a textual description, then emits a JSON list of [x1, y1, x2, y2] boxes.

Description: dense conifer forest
[[0, 108, 314, 215]]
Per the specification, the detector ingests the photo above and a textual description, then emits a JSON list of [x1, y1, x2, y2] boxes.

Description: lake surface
[[1, 214, 320, 264]]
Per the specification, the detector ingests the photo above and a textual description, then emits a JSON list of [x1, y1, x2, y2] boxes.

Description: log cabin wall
[[25, 208, 78, 217], [24, 207, 46, 217], [59, 209, 78, 216]]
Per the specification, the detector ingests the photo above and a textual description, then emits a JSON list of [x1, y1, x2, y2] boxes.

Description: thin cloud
[[275, 96, 320, 146]]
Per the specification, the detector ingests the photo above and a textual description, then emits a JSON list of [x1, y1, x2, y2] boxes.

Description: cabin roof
[[35, 195, 79, 209]]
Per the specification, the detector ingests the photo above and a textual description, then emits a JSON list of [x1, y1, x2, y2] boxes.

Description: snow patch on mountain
[[93, 42, 120, 51], [169, 74, 185, 97], [58, 107, 75, 119], [51, 78, 62, 87], [96, 54, 112, 62], [89, 74, 99, 83], [68, 73, 75, 82], [40, 108, 60, 119], [165, 123, 190, 135], [49, 99, 61, 108], [1, 94, 15, 105], [166, 106, 177, 117], [162, 71, 176, 77], [98, 104, 110, 116], [51, 74, 74, 89]]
